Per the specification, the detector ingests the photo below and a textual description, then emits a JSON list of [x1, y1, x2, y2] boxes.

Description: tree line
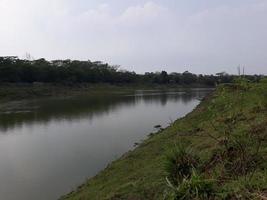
[[0, 56, 263, 86]]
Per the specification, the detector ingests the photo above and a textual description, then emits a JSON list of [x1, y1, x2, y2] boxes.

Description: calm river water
[[0, 88, 212, 200]]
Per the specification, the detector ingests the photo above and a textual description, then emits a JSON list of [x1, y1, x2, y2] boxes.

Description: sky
[[0, 0, 267, 75]]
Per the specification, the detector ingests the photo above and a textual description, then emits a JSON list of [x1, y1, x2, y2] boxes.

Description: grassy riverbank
[[61, 79, 267, 200]]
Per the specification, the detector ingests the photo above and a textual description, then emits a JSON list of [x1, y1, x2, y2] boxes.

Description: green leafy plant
[[166, 170, 216, 200], [165, 144, 199, 186]]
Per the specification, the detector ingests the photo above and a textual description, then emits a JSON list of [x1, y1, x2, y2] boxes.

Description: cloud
[[39, 1, 173, 64], [0, 0, 266, 74], [120, 2, 167, 24], [182, 1, 267, 73], [0, 1, 170, 59]]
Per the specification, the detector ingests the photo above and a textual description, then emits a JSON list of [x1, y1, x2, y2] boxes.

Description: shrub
[[166, 170, 216, 200], [165, 144, 199, 186]]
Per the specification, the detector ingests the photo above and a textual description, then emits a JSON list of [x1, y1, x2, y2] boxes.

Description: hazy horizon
[[0, 0, 267, 75]]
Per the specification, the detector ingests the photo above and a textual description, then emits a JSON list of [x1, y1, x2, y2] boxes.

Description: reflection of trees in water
[[0, 96, 136, 132], [0, 89, 213, 133], [138, 89, 211, 106]]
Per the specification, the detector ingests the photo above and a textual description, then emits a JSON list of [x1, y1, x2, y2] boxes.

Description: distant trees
[[0, 56, 262, 86], [0, 57, 134, 84]]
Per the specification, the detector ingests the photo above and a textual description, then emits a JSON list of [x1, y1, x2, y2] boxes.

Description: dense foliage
[[0, 57, 263, 85]]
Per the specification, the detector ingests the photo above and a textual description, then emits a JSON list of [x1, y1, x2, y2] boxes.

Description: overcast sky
[[0, 0, 266, 74]]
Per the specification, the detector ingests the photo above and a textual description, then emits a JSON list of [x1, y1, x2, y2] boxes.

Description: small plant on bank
[[165, 144, 199, 186], [166, 170, 216, 200]]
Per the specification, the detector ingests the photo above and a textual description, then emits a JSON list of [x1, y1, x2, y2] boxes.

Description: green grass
[[61, 80, 267, 200]]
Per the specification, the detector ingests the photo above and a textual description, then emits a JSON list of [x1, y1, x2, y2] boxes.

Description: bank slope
[[61, 80, 267, 200]]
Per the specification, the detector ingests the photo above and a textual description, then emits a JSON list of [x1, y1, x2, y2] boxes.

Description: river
[[0, 88, 212, 200]]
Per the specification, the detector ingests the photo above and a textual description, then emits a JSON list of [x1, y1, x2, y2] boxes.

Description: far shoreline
[[0, 83, 215, 102]]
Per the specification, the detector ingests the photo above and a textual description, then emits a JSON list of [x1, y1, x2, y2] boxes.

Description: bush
[[165, 144, 199, 186], [166, 170, 216, 200]]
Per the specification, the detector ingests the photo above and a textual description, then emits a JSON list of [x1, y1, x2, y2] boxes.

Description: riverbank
[[61, 80, 267, 200], [0, 83, 213, 102]]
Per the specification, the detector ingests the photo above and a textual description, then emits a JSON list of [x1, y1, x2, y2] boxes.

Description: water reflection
[[0, 89, 210, 132]]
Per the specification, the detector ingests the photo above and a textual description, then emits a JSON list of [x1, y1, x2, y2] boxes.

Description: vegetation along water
[[61, 78, 267, 200]]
